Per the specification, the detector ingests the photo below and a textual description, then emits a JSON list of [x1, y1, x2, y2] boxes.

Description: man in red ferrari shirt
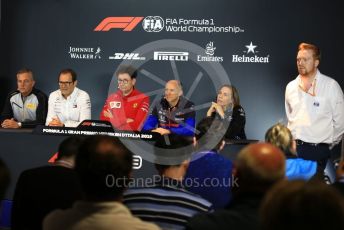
[[100, 65, 149, 131]]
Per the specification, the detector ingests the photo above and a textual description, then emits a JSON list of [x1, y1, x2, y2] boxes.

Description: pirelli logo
[[94, 17, 144, 31], [153, 51, 189, 61]]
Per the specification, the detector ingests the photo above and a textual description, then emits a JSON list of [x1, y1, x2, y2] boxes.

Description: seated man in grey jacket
[[1, 68, 48, 128]]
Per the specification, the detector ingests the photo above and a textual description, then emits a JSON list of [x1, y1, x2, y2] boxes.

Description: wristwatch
[[18, 122, 22, 128]]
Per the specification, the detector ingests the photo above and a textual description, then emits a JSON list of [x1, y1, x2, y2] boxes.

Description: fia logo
[[142, 16, 164, 32]]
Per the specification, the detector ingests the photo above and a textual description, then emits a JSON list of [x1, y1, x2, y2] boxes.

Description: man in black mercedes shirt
[[0, 68, 48, 129]]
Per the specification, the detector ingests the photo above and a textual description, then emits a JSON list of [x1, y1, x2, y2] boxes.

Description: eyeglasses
[[59, 81, 74, 86], [117, 79, 130, 85]]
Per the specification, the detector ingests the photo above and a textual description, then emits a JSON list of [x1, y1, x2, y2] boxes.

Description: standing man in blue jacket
[[143, 80, 195, 136]]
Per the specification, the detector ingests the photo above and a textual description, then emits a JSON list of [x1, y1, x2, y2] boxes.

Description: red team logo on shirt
[[110, 101, 121, 108]]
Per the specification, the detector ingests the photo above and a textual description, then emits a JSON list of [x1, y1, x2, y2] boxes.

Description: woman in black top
[[206, 85, 246, 140]]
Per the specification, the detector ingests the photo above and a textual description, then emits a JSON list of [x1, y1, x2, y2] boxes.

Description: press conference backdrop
[[0, 0, 343, 140], [0, 0, 343, 202], [0, 0, 344, 139]]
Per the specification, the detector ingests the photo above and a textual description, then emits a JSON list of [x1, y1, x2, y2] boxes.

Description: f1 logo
[[133, 155, 142, 169], [94, 17, 144, 32]]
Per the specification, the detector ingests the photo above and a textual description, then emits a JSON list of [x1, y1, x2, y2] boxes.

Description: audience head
[[0, 158, 10, 200], [16, 68, 35, 97], [260, 180, 344, 230], [75, 136, 133, 201], [57, 136, 83, 163], [234, 143, 285, 194], [154, 135, 192, 176], [265, 123, 296, 157], [194, 117, 226, 152]]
